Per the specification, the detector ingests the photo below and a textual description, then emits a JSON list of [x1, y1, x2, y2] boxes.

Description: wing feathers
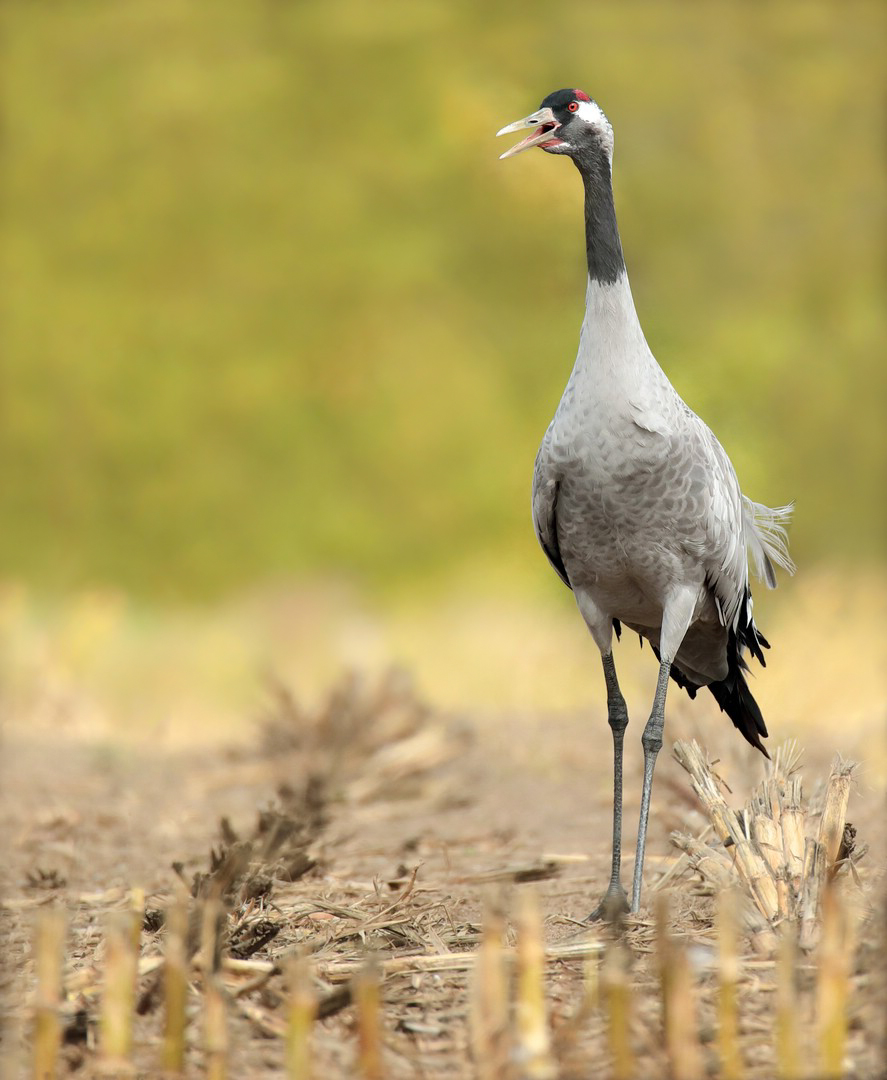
[[532, 469, 571, 590], [743, 498, 796, 588]]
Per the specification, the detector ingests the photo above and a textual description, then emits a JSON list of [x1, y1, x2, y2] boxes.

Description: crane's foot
[[586, 884, 629, 924]]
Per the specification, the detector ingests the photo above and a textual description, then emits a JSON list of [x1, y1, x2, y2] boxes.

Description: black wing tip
[[725, 592, 772, 755], [707, 639, 770, 756], [737, 586, 771, 667]]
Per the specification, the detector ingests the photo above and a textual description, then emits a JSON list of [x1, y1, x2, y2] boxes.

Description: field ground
[[1, 575, 885, 1076]]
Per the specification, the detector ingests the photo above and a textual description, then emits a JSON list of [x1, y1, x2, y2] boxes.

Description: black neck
[[575, 153, 625, 285]]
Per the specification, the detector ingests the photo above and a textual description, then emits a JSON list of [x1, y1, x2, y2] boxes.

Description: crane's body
[[498, 90, 793, 916], [535, 273, 784, 712]]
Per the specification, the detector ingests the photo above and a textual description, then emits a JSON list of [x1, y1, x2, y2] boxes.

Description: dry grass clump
[[669, 740, 865, 946], [260, 667, 470, 806]]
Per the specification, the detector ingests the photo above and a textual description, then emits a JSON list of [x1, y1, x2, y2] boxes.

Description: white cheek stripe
[[575, 98, 614, 156], [576, 99, 608, 127]]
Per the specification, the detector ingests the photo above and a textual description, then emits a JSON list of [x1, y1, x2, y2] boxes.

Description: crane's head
[[496, 89, 614, 166]]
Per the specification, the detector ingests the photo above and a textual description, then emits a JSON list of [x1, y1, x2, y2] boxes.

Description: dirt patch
[[2, 670, 884, 1076]]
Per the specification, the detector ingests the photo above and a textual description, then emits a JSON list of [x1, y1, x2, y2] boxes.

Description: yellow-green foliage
[[2, 0, 884, 598]]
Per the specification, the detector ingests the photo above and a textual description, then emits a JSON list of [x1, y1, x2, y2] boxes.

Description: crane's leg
[[630, 659, 671, 913], [588, 652, 630, 921], [630, 587, 696, 914]]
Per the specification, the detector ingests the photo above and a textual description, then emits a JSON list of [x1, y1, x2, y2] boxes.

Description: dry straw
[[817, 882, 851, 1078], [716, 888, 743, 1080], [286, 952, 317, 1080], [514, 890, 556, 1080], [655, 893, 703, 1080], [33, 908, 65, 1080], [601, 936, 633, 1080], [201, 897, 228, 1080], [775, 921, 801, 1080], [99, 895, 142, 1068], [163, 888, 189, 1075], [470, 891, 509, 1080], [354, 957, 384, 1080]]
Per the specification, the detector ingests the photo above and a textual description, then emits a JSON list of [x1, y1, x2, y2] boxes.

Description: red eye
[[567, 101, 579, 112]]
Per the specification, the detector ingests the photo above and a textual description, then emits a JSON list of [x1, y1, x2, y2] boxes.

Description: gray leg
[[588, 652, 630, 922], [630, 659, 671, 913]]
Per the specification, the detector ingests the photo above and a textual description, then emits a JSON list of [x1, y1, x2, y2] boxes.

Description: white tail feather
[[743, 499, 796, 588]]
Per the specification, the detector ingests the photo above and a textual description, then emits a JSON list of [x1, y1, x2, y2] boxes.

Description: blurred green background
[[3, 0, 884, 601]]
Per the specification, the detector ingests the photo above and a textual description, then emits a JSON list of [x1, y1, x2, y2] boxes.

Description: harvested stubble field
[[1, 664, 885, 1078]]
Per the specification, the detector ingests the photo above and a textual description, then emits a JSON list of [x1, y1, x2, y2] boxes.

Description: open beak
[[496, 107, 562, 159]]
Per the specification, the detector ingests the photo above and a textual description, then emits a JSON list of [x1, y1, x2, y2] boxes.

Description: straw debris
[[671, 740, 861, 941]]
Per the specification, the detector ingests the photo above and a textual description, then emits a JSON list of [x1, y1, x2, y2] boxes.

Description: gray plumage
[[533, 276, 793, 684], [498, 89, 794, 916]]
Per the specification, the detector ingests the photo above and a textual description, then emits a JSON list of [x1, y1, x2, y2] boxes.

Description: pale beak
[[496, 107, 561, 159]]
